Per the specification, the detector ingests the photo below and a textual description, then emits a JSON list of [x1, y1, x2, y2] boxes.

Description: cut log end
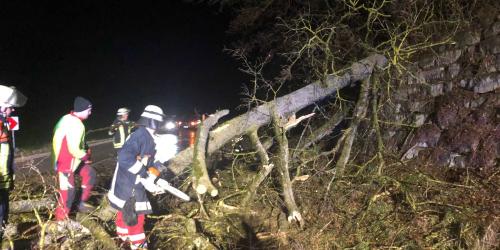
[[196, 184, 207, 194], [287, 210, 305, 228], [210, 189, 219, 197]]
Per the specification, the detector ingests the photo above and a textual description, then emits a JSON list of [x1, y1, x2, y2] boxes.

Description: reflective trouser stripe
[[56, 172, 75, 220], [129, 233, 146, 243], [55, 164, 96, 220], [115, 211, 146, 246], [79, 164, 96, 202]]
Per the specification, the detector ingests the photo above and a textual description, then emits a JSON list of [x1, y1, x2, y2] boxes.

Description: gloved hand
[[108, 123, 120, 135], [140, 173, 164, 195], [81, 148, 92, 164], [111, 122, 120, 130]]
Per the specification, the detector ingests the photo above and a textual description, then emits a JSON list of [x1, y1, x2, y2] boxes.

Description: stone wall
[[382, 13, 499, 171]]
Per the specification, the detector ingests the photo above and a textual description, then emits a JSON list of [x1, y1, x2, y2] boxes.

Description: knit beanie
[[74, 96, 92, 112]]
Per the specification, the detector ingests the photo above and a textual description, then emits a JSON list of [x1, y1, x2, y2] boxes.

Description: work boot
[[130, 242, 148, 250], [78, 201, 95, 213]]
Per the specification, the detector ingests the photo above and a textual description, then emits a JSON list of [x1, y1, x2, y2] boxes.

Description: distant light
[[165, 121, 176, 130]]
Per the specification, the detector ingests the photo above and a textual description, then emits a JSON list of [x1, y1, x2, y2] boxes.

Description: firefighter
[[0, 85, 26, 242], [52, 96, 96, 220], [107, 105, 167, 250], [108, 107, 135, 152]]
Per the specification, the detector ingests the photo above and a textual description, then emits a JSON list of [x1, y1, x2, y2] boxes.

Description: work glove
[[108, 123, 120, 135], [80, 148, 92, 164]]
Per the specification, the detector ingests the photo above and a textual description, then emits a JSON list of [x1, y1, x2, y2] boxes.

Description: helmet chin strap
[[0, 107, 7, 117], [145, 127, 156, 136]]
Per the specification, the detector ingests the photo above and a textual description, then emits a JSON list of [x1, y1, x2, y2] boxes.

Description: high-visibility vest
[[0, 116, 13, 190], [109, 120, 134, 149]]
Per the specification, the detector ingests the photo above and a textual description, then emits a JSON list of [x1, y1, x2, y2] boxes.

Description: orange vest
[[0, 119, 9, 144]]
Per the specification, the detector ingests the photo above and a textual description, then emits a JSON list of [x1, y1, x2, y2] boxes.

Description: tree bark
[[9, 198, 54, 213], [240, 129, 273, 207], [335, 77, 371, 176], [297, 111, 345, 150], [75, 213, 118, 250], [272, 112, 304, 228], [241, 113, 315, 208], [192, 110, 229, 196], [168, 54, 388, 175]]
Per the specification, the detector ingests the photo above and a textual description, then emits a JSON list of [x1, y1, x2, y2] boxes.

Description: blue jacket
[[108, 126, 161, 214]]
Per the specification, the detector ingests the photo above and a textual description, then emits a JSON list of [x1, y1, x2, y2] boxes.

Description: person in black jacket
[[108, 107, 135, 153]]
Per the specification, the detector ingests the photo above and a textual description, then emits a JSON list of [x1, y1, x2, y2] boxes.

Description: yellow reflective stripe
[[119, 126, 125, 144], [0, 143, 10, 175], [113, 125, 126, 148], [0, 143, 11, 189]]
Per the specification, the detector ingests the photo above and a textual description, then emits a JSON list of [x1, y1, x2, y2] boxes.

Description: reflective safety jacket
[[109, 119, 135, 149], [52, 113, 87, 173], [0, 115, 13, 190], [108, 126, 161, 214]]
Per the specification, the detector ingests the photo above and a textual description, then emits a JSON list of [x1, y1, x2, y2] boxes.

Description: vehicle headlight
[[165, 121, 176, 130]]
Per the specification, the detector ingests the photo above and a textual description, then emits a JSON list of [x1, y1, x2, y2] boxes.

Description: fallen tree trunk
[[335, 77, 371, 176], [240, 129, 273, 207], [297, 111, 345, 150], [75, 213, 118, 250], [241, 113, 315, 207], [168, 54, 388, 174], [9, 198, 54, 213], [192, 110, 229, 196], [272, 112, 304, 228]]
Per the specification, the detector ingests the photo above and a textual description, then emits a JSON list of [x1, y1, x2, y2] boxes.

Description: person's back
[[52, 113, 86, 172]]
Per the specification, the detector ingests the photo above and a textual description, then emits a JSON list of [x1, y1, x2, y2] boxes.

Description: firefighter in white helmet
[[0, 85, 26, 243], [108, 105, 168, 249], [108, 107, 135, 153]]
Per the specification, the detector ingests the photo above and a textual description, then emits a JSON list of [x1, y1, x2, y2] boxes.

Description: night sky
[[0, 1, 245, 146]]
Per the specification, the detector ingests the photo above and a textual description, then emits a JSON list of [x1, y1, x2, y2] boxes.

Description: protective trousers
[[116, 211, 147, 249], [0, 189, 8, 242], [55, 163, 96, 220]]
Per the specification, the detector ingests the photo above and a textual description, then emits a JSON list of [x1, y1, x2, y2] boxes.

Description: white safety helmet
[[0, 85, 27, 108], [117, 107, 131, 116], [137, 105, 165, 130]]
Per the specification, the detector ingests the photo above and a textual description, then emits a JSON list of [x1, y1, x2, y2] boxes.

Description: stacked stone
[[384, 13, 500, 170]]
